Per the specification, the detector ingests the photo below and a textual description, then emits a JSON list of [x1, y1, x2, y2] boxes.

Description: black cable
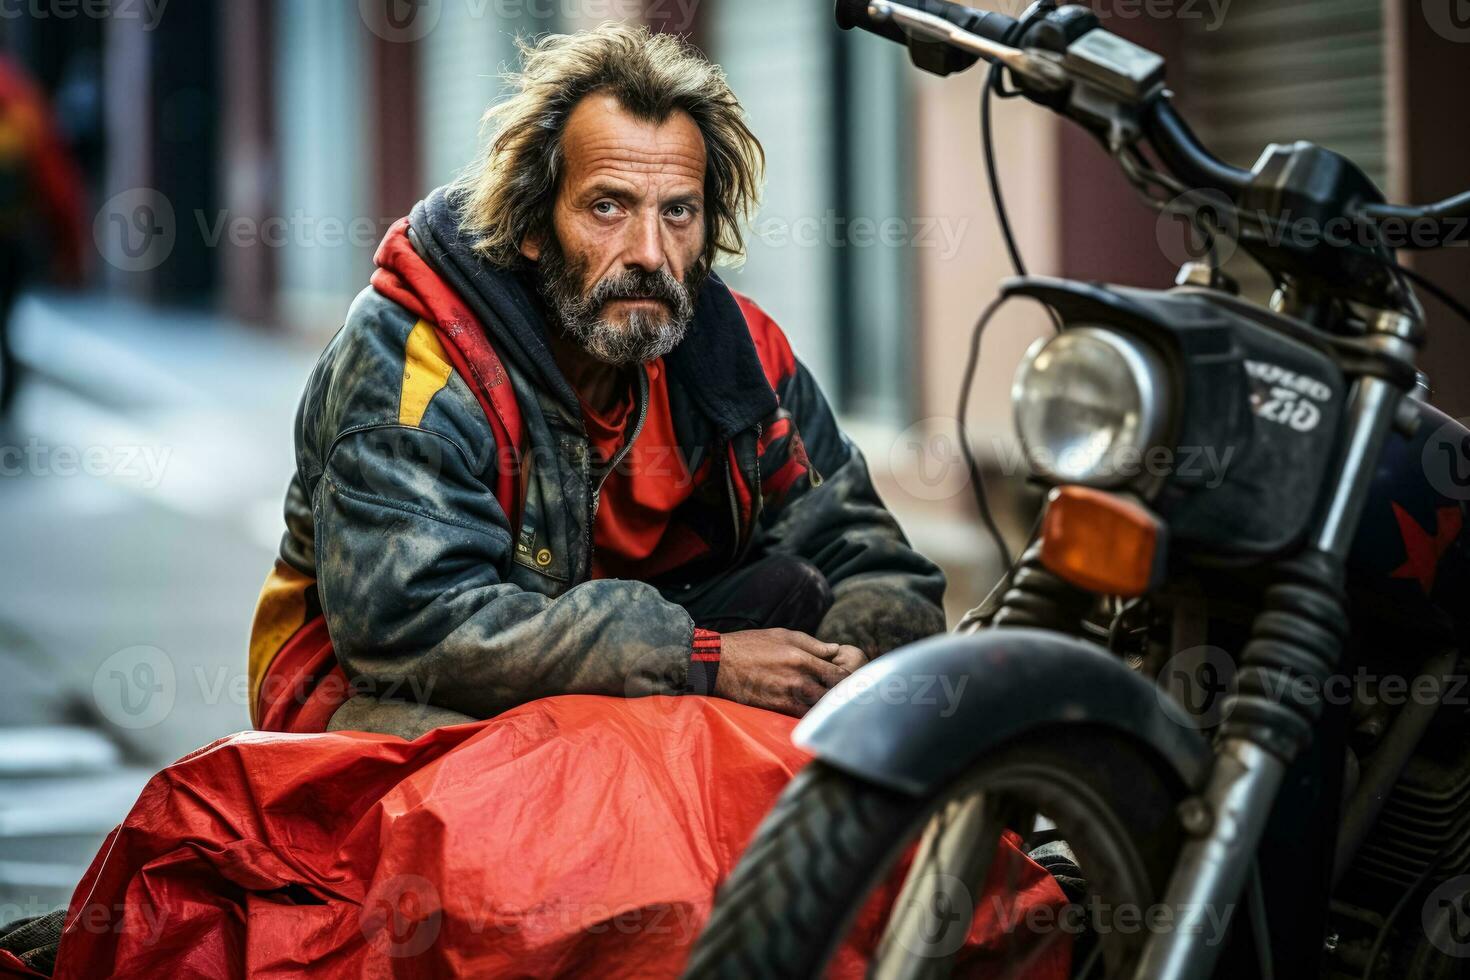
[[958, 295, 1016, 571], [982, 62, 1030, 279], [1336, 245, 1470, 329], [966, 62, 1065, 577], [1124, 145, 1221, 274], [980, 61, 1064, 334], [1358, 188, 1470, 223]]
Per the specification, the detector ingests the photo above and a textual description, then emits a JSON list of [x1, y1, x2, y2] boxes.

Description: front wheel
[[684, 727, 1188, 979]]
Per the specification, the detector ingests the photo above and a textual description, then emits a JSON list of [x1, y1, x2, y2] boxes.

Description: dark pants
[[676, 554, 834, 636]]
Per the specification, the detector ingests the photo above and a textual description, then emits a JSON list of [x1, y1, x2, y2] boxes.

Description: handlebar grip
[[835, 0, 1019, 47], [835, 0, 908, 44]]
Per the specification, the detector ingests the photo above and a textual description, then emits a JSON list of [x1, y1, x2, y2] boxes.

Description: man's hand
[[714, 628, 866, 717]]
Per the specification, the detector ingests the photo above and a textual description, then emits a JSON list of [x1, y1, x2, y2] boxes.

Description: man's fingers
[[784, 630, 842, 660], [780, 676, 834, 715], [832, 645, 869, 673], [800, 654, 850, 691]]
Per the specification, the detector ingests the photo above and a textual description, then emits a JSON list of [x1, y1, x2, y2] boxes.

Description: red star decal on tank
[[1389, 502, 1463, 595]]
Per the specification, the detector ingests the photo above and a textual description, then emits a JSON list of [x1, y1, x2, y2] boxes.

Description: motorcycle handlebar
[[1140, 100, 1252, 197], [838, 0, 1468, 235], [837, 1, 1244, 192]]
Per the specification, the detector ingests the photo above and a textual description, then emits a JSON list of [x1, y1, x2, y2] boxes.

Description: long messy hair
[[453, 23, 765, 271]]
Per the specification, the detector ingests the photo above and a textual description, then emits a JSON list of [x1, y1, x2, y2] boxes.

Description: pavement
[[0, 291, 319, 917]]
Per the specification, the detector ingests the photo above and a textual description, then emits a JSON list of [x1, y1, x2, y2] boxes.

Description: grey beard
[[564, 304, 690, 366], [536, 241, 706, 367]]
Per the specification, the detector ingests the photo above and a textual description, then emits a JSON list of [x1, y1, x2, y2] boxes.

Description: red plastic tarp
[[18, 696, 1070, 978]]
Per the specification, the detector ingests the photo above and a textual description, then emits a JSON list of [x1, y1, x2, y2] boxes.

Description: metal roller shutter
[[1179, 0, 1387, 295]]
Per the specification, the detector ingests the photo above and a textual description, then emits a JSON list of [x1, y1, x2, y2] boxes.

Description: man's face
[[524, 92, 710, 366]]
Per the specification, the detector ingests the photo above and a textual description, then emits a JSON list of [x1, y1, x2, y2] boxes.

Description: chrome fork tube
[[1135, 352, 1408, 980]]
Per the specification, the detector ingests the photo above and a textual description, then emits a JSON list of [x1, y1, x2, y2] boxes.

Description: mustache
[[587, 268, 692, 319], [533, 240, 711, 365]]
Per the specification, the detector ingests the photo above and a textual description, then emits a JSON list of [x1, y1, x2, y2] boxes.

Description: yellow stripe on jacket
[[247, 560, 315, 726], [399, 319, 453, 427]]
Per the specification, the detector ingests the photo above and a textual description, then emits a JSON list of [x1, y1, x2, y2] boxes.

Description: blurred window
[[275, 0, 371, 322], [709, 2, 914, 423], [420, 8, 553, 189]]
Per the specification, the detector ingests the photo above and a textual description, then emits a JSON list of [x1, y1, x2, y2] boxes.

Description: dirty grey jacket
[[265, 188, 946, 723]]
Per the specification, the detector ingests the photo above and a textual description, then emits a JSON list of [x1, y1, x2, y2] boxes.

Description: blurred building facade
[[5, 0, 1470, 612]]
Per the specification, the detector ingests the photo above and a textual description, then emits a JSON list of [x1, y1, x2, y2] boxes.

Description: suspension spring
[[1221, 549, 1350, 762], [988, 540, 1095, 633]]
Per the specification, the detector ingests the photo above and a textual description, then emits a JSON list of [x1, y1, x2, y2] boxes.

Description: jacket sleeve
[[307, 300, 705, 721], [754, 357, 949, 657]]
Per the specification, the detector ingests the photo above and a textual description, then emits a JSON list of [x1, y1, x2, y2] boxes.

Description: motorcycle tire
[[684, 726, 1188, 979]]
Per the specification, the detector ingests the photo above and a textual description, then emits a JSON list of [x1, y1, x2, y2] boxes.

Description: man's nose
[[622, 209, 668, 274]]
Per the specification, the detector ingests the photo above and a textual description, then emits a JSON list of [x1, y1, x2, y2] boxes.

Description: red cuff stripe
[[692, 628, 721, 662]]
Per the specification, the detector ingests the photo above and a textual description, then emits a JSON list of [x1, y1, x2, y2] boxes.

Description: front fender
[[794, 627, 1212, 796]]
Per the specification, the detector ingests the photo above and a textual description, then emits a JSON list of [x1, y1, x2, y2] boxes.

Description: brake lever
[[866, 1, 1070, 90]]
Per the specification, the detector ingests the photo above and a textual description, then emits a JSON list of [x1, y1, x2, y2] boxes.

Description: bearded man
[[247, 23, 946, 739]]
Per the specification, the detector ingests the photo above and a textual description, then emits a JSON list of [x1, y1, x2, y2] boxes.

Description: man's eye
[[666, 205, 694, 221], [593, 201, 619, 216]]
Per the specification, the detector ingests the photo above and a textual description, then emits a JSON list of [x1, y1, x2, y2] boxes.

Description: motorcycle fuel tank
[[1347, 400, 1470, 637]]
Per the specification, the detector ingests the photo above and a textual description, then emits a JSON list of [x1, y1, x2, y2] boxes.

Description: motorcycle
[[684, 2, 1470, 977]]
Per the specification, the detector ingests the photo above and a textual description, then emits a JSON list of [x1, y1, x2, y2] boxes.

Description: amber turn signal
[[1039, 486, 1165, 598]]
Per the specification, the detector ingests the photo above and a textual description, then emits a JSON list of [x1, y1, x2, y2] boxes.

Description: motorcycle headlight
[[1012, 327, 1171, 487]]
